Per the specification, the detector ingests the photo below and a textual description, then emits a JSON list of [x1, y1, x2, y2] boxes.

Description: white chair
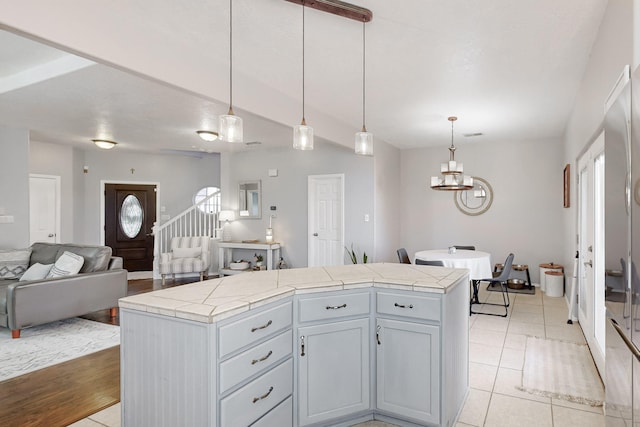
[[159, 236, 210, 285]]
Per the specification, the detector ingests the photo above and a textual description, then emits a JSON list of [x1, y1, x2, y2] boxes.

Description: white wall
[[0, 128, 30, 248], [29, 140, 75, 242], [401, 137, 564, 283], [79, 149, 221, 244], [562, 0, 634, 272], [224, 141, 375, 268], [374, 139, 402, 262]]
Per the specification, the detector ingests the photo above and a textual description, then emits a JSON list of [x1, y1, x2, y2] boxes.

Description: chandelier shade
[[430, 116, 473, 191]]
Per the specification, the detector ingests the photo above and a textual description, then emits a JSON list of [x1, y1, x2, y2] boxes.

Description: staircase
[[152, 192, 220, 279]]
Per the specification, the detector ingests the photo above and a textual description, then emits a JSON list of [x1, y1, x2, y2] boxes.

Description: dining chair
[[396, 248, 411, 264], [470, 253, 514, 317], [454, 245, 476, 250], [415, 259, 444, 266]]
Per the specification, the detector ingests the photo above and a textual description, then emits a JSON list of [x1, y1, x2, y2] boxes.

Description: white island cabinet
[[119, 263, 469, 427]]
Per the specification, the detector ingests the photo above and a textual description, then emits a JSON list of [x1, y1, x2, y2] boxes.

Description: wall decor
[[453, 176, 493, 216], [563, 164, 570, 208]]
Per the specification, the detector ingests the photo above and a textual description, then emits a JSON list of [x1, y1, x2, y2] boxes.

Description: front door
[[308, 174, 344, 267], [105, 184, 156, 271]]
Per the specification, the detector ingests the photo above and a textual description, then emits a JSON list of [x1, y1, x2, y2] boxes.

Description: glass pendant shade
[[355, 129, 373, 156], [219, 108, 243, 143], [293, 120, 314, 150]]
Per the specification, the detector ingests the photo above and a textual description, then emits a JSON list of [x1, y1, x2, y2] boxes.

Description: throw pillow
[[172, 247, 202, 259], [46, 251, 84, 278], [20, 263, 53, 281], [0, 249, 32, 279]]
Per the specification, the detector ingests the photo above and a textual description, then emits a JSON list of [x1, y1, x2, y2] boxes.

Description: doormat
[[519, 336, 603, 406], [486, 282, 535, 295], [0, 318, 120, 382]]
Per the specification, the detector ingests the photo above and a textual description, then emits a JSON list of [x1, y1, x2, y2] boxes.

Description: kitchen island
[[119, 263, 469, 427]]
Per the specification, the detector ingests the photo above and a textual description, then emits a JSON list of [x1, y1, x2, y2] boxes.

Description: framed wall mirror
[[454, 176, 494, 216], [239, 180, 261, 219]]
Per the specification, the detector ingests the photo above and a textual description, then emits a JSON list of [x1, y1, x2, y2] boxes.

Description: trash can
[[545, 270, 564, 297], [539, 263, 563, 292]]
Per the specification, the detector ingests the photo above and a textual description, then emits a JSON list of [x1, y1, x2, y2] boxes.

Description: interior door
[[577, 131, 606, 374], [308, 174, 344, 267], [105, 183, 156, 271], [29, 174, 60, 244]]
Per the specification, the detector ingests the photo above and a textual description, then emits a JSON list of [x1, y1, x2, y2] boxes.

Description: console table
[[218, 241, 281, 276]]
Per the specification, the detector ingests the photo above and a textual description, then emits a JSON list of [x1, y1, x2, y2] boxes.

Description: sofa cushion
[[20, 263, 53, 281], [0, 249, 32, 279], [47, 251, 84, 278], [30, 242, 112, 273]]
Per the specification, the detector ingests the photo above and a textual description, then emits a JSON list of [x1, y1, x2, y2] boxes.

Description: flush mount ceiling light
[[293, 3, 314, 150], [92, 139, 117, 150], [430, 117, 473, 191], [196, 130, 219, 142], [355, 21, 373, 156], [218, 0, 243, 143]]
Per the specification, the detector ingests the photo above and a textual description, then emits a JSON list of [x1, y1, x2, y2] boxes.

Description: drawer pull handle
[[394, 302, 414, 309], [252, 386, 274, 403], [376, 325, 381, 345], [300, 335, 305, 356], [251, 320, 273, 332], [326, 303, 347, 310], [251, 350, 273, 365]]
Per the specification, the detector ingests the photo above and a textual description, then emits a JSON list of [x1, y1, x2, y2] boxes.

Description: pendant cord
[[302, 4, 306, 122], [229, 0, 233, 110], [362, 21, 366, 130]]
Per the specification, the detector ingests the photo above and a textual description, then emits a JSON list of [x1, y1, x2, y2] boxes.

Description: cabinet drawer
[[298, 291, 370, 323], [219, 301, 292, 358], [377, 291, 441, 321], [220, 359, 293, 427], [220, 330, 293, 393], [251, 396, 293, 427]]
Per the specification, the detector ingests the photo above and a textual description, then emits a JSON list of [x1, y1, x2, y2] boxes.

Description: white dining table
[[414, 249, 492, 281]]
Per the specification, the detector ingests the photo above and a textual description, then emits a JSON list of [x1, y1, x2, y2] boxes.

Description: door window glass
[[120, 194, 143, 238]]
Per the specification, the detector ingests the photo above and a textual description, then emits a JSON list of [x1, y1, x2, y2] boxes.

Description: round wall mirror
[[454, 176, 493, 216]]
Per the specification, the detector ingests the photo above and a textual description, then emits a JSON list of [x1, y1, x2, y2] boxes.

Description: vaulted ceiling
[[0, 0, 608, 154]]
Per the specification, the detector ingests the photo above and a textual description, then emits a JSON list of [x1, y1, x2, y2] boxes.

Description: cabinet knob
[[313, 233, 318, 237]]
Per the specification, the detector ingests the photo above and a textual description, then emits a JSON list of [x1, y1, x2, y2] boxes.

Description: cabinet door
[[376, 318, 440, 424], [297, 318, 370, 426]]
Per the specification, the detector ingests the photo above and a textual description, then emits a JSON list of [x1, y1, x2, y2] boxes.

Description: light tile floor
[[72, 286, 604, 427]]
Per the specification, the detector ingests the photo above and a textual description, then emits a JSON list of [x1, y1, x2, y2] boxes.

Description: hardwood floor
[[0, 276, 197, 427]]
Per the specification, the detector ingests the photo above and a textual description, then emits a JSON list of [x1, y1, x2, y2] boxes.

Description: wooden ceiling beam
[[283, 0, 373, 23]]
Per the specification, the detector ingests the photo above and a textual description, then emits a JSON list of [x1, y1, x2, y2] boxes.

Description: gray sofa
[[0, 242, 128, 338]]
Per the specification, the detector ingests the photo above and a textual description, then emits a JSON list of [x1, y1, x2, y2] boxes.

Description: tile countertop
[[118, 263, 469, 324]]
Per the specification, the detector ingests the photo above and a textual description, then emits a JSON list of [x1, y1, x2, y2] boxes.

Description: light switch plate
[[268, 169, 278, 177]]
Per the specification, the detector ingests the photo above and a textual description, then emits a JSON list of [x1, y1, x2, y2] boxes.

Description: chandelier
[[430, 116, 473, 191]]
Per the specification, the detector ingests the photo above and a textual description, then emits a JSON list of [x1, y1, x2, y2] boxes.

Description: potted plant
[[254, 253, 264, 268]]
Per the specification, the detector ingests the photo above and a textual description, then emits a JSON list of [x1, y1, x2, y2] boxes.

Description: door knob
[[313, 233, 318, 237], [48, 233, 55, 237]]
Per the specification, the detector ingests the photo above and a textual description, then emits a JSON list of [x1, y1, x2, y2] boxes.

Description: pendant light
[[218, 0, 243, 143], [430, 116, 473, 191], [293, 4, 314, 150], [355, 21, 373, 156]]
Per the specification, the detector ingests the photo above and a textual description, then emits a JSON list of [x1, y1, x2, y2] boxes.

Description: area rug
[[519, 336, 603, 406], [0, 318, 120, 382], [486, 282, 535, 295]]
